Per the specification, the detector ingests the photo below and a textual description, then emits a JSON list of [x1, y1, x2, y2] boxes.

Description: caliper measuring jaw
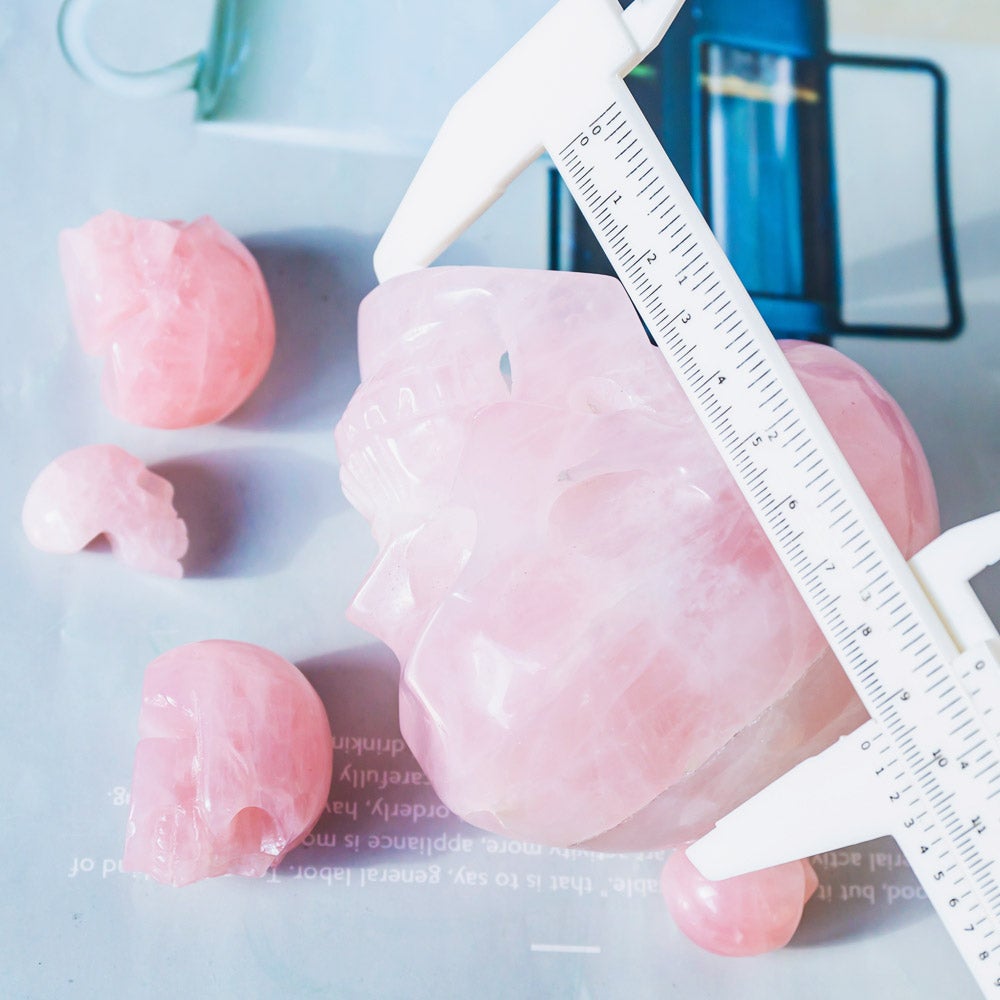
[[373, 0, 687, 284]]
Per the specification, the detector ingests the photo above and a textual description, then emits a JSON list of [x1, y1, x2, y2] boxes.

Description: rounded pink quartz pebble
[[123, 640, 333, 887], [22, 444, 187, 577], [661, 849, 819, 956], [59, 210, 275, 428], [335, 267, 940, 857]]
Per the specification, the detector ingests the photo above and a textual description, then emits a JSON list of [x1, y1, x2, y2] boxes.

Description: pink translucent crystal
[[22, 444, 188, 577], [661, 849, 819, 956], [59, 211, 275, 428], [123, 640, 333, 887], [335, 267, 938, 854]]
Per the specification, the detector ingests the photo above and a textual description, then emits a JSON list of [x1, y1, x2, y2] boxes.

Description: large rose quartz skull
[[335, 267, 939, 853]]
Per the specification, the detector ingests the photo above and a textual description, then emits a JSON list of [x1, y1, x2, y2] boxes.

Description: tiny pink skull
[[22, 444, 187, 578], [59, 211, 275, 428], [123, 640, 333, 886], [661, 849, 819, 957]]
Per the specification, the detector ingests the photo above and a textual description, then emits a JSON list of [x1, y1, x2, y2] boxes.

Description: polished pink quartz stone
[[22, 444, 187, 577], [123, 641, 333, 887], [59, 211, 275, 428], [661, 849, 819, 956], [335, 266, 938, 947]]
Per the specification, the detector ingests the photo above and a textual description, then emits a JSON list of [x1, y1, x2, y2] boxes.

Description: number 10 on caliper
[[373, 0, 1000, 993]]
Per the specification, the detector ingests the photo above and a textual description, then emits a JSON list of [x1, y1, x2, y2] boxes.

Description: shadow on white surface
[[289, 643, 473, 869], [229, 228, 380, 432], [791, 835, 932, 948], [153, 446, 345, 578]]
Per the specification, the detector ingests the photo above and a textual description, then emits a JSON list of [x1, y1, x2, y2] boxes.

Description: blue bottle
[[552, 0, 962, 341]]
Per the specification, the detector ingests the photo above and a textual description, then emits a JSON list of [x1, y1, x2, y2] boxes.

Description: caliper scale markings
[[556, 93, 1000, 992]]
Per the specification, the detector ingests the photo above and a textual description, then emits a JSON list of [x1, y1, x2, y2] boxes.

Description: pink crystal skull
[[335, 267, 939, 852], [661, 849, 819, 956], [59, 211, 275, 428], [22, 444, 188, 578], [123, 640, 333, 886]]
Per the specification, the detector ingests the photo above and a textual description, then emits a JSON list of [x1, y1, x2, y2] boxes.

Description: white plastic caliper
[[375, 0, 1000, 993]]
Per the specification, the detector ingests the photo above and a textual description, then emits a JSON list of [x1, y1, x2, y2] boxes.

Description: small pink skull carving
[[59, 211, 275, 429], [22, 444, 188, 578], [123, 640, 333, 886]]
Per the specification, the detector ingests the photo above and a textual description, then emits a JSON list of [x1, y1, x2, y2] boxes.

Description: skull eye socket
[[228, 807, 285, 870], [499, 351, 513, 392]]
